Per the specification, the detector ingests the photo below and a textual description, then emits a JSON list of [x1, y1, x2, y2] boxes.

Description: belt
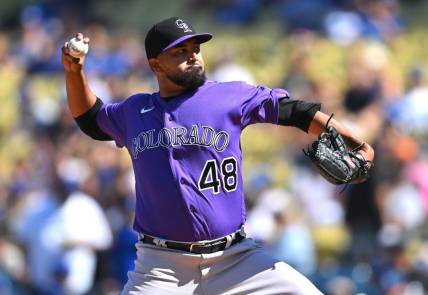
[[139, 229, 246, 254]]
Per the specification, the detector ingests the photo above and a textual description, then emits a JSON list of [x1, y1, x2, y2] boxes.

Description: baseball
[[67, 37, 89, 58]]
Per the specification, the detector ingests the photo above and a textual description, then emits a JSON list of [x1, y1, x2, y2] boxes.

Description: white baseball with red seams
[[67, 37, 89, 58]]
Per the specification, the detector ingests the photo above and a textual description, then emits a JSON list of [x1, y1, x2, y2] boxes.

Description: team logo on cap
[[175, 19, 192, 33]]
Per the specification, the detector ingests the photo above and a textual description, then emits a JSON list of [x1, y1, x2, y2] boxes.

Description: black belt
[[139, 230, 246, 254]]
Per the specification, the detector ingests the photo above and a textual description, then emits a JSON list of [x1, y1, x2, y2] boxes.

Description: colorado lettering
[[132, 125, 230, 159]]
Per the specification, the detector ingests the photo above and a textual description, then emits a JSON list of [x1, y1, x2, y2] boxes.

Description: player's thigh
[[121, 243, 199, 295], [121, 269, 196, 295], [223, 261, 323, 295], [246, 249, 322, 295], [212, 240, 323, 295]]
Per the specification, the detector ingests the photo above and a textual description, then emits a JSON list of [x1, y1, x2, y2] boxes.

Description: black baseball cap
[[145, 17, 212, 59]]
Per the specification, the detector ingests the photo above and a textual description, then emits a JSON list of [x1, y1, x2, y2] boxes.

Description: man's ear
[[148, 58, 163, 74]]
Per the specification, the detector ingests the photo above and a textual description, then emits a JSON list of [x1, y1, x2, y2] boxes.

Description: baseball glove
[[303, 120, 372, 185]]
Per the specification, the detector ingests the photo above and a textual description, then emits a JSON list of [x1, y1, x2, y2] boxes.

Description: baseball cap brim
[[162, 33, 212, 52]]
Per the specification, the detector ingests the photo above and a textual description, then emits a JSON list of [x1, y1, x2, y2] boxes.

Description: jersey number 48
[[198, 157, 238, 194]]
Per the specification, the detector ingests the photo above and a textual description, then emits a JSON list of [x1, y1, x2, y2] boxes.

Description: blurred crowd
[[1, 0, 428, 294]]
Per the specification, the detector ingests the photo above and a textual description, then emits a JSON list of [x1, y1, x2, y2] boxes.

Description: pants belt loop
[[225, 233, 234, 248], [239, 225, 247, 238]]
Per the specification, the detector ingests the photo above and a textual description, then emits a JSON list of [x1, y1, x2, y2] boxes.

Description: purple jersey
[[97, 80, 289, 242]]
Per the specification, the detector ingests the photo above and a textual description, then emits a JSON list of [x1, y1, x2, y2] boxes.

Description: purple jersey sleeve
[[96, 101, 126, 148], [239, 82, 290, 128]]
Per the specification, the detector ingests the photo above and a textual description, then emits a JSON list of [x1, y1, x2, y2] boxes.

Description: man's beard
[[166, 67, 206, 91]]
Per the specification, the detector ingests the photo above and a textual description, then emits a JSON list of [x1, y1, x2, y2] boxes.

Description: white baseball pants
[[121, 238, 323, 295]]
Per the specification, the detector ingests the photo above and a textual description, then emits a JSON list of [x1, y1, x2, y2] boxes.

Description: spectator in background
[[10, 185, 65, 294], [19, 5, 64, 74], [389, 66, 428, 134], [343, 49, 382, 114], [210, 53, 255, 84], [110, 204, 138, 287], [325, 8, 364, 46], [214, 0, 262, 25], [356, 0, 405, 41], [281, 43, 315, 100], [42, 164, 113, 294], [272, 196, 317, 276], [246, 188, 291, 243], [325, 0, 405, 45], [275, 0, 335, 33]]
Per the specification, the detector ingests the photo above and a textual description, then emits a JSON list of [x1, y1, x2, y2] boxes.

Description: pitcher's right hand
[[62, 33, 90, 72]]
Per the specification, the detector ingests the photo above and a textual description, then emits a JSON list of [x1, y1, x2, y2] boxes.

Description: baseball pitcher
[[61, 17, 374, 294]]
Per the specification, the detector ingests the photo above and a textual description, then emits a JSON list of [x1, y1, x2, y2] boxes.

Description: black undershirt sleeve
[[74, 97, 113, 141], [278, 99, 321, 133]]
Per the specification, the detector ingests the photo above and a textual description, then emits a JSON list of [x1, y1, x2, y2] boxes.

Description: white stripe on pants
[[121, 238, 323, 295]]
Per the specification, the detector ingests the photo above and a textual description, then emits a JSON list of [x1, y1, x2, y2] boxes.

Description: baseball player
[[61, 17, 374, 294]]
